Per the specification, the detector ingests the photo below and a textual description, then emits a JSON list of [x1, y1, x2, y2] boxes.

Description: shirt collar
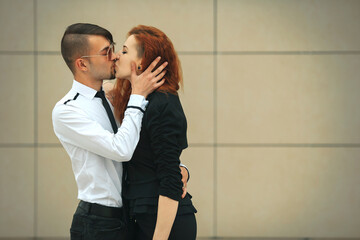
[[72, 80, 98, 100]]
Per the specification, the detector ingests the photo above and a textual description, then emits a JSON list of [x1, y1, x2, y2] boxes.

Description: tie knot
[[95, 90, 105, 99]]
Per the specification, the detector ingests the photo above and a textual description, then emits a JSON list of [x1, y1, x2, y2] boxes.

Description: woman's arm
[[153, 196, 179, 240], [146, 93, 188, 239]]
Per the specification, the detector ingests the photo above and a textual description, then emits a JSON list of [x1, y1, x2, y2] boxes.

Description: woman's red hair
[[111, 25, 183, 123]]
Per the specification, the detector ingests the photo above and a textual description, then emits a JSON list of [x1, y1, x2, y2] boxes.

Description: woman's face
[[114, 35, 142, 80]]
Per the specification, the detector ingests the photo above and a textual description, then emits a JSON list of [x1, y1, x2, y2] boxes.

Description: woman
[[111, 25, 197, 240]]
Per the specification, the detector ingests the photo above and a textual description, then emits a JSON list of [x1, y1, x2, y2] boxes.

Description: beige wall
[[1, 0, 360, 238]]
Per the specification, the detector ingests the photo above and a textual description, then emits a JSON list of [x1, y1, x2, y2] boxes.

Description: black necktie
[[95, 90, 118, 134]]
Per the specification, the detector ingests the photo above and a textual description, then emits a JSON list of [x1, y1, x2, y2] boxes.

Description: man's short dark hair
[[61, 23, 113, 73]]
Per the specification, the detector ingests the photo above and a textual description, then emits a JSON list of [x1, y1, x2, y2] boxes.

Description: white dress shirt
[[52, 80, 148, 207]]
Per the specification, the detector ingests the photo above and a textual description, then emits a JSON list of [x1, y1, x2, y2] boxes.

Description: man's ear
[[74, 58, 88, 72]]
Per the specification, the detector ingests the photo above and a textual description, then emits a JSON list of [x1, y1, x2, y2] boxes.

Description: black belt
[[79, 200, 124, 218]]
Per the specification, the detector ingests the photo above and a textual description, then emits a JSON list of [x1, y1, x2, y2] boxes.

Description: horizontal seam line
[[1, 51, 360, 56], [2, 143, 360, 148]]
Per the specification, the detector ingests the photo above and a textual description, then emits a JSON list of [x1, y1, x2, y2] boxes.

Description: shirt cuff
[[127, 94, 149, 111]]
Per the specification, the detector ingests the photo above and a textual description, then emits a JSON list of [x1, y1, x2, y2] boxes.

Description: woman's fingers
[[153, 78, 165, 89], [153, 61, 168, 77], [144, 56, 161, 74], [154, 70, 167, 82]]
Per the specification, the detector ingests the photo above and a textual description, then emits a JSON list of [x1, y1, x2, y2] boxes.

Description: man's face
[[84, 35, 116, 80]]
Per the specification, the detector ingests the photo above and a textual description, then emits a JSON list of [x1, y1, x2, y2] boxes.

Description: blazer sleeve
[[146, 94, 186, 202]]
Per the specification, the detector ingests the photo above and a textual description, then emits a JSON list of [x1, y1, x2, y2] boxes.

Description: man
[[52, 23, 188, 239]]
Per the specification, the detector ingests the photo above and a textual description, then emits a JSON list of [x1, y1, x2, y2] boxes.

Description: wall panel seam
[[213, 0, 218, 237], [33, 0, 38, 237]]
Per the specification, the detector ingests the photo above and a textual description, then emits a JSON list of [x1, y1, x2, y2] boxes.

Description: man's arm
[[180, 164, 189, 198], [53, 57, 167, 162], [53, 100, 142, 162]]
